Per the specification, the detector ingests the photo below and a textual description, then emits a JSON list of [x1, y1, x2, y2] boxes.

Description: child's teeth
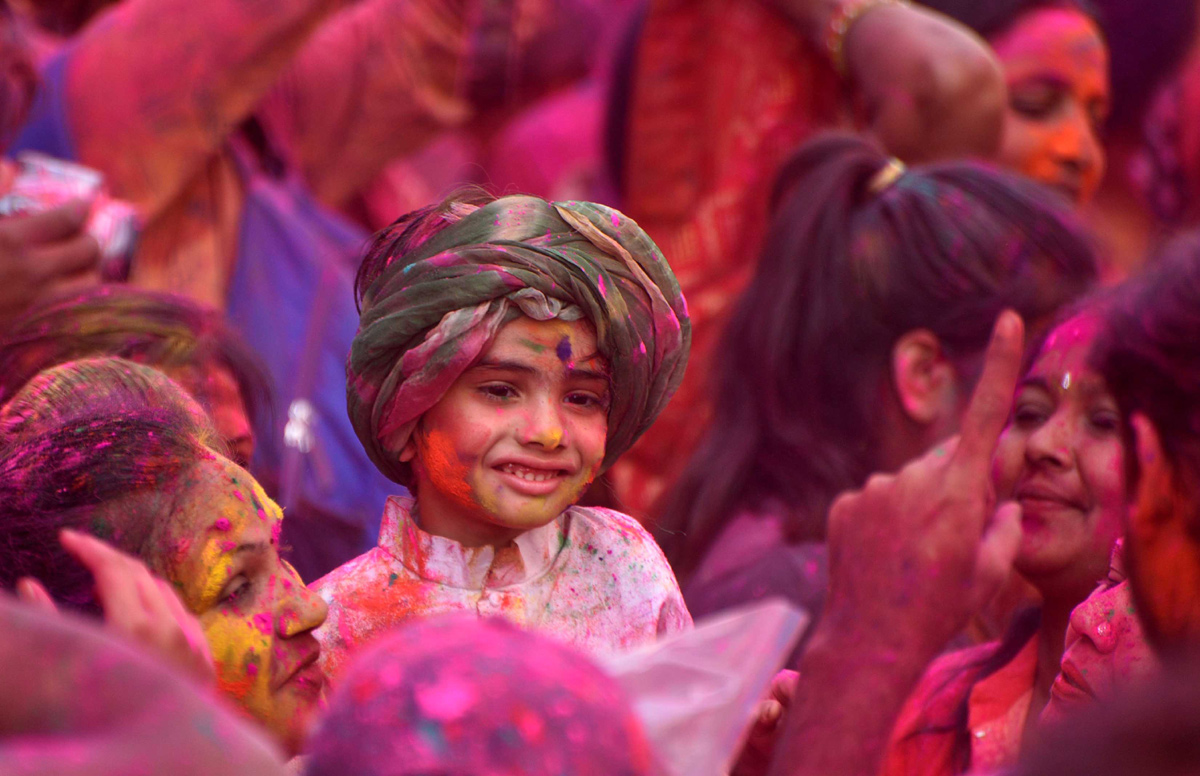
[[503, 464, 554, 482]]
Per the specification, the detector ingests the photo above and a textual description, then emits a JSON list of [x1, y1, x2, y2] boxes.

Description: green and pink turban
[[347, 195, 690, 484]]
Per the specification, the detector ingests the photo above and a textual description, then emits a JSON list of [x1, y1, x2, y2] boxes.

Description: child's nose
[[520, 398, 566, 450]]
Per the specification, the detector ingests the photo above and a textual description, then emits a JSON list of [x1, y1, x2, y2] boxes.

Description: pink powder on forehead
[[213, 518, 231, 532], [233, 490, 245, 502]]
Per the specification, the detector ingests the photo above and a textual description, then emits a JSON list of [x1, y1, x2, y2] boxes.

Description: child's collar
[[378, 495, 568, 590]]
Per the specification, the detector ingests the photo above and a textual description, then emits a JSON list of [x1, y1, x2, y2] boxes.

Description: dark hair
[[1093, 233, 1200, 515], [656, 133, 1098, 579], [0, 358, 220, 615], [1088, 0, 1195, 136], [919, 0, 1097, 40], [0, 286, 269, 438]]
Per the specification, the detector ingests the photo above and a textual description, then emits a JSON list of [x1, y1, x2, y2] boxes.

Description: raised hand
[[18, 530, 214, 684], [761, 0, 1005, 163], [769, 311, 1026, 776], [821, 309, 1026, 657], [0, 197, 101, 328]]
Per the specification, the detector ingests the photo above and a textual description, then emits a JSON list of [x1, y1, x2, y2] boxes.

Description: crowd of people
[[3, 0, 1200, 773]]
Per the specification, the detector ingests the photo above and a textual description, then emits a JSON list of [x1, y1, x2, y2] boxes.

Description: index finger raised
[[951, 310, 1025, 473]]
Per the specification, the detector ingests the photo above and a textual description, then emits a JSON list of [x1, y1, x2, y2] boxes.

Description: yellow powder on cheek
[[203, 613, 274, 717]]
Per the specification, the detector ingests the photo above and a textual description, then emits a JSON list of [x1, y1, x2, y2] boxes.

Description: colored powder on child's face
[[407, 317, 608, 544], [416, 427, 478, 510], [555, 336, 572, 362]]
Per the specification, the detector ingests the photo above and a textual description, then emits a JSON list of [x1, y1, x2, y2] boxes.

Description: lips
[[278, 648, 324, 694], [1052, 656, 1096, 704], [1015, 481, 1087, 512], [492, 459, 573, 496]]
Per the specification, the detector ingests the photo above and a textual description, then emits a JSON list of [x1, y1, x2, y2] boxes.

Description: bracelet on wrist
[[824, 0, 911, 77]]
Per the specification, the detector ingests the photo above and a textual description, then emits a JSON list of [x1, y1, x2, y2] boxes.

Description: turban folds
[[348, 196, 690, 484]]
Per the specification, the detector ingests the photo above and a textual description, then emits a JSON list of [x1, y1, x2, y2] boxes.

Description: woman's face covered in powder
[[991, 7, 1109, 205], [403, 315, 610, 546], [160, 455, 328, 756], [992, 313, 1125, 590], [1042, 541, 1158, 723]]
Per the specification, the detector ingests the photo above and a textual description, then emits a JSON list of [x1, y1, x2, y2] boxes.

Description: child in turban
[[314, 193, 692, 679]]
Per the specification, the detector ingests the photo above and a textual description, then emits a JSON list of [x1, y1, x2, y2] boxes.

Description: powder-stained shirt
[[313, 495, 692, 680], [881, 636, 1039, 776]]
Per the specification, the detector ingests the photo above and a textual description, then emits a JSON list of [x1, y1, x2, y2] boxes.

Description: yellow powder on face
[[204, 611, 274, 717], [193, 492, 250, 607], [197, 545, 235, 607], [533, 426, 564, 449]]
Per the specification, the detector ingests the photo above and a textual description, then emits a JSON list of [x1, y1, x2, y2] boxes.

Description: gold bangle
[[824, 0, 910, 78]]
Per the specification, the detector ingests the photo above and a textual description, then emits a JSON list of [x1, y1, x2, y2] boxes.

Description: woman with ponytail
[[655, 133, 1099, 633]]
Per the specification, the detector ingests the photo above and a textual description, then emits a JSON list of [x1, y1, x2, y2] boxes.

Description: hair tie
[[869, 158, 906, 194]]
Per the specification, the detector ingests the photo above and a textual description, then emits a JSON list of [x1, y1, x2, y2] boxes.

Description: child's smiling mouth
[[494, 461, 572, 495]]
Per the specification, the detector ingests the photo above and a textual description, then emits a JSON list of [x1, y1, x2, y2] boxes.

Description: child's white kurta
[[314, 495, 692, 680]]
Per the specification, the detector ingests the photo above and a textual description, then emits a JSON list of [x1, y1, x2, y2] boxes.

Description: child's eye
[[565, 392, 608, 411], [479, 384, 518, 401]]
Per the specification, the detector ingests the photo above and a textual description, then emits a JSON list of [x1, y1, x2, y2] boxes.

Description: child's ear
[[399, 438, 417, 463], [891, 329, 956, 426]]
